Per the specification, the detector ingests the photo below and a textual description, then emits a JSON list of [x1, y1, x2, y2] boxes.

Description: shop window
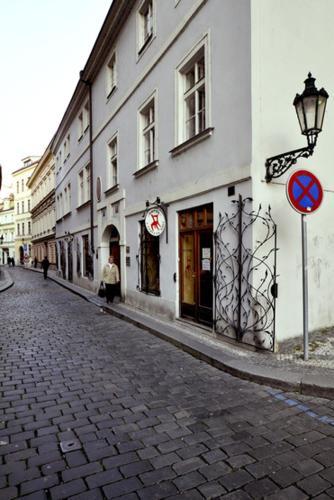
[[82, 234, 93, 278], [140, 222, 160, 295]]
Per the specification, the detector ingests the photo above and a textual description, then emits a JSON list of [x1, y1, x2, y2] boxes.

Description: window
[[22, 222, 25, 236], [78, 165, 90, 206], [107, 52, 117, 98], [139, 95, 156, 169], [28, 199, 31, 212], [140, 222, 160, 295], [28, 221, 31, 235], [16, 181, 19, 194], [78, 102, 89, 139], [17, 202, 19, 215], [21, 201, 24, 213], [108, 135, 118, 187], [138, 0, 154, 54], [21, 179, 24, 192], [176, 39, 210, 146], [17, 224, 20, 236], [64, 134, 70, 159]]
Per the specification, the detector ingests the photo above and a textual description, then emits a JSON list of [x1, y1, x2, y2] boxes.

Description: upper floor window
[[78, 165, 90, 206], [64, 134, 70, 159], [21, 178, 24, 192], [138, 0, 154, 55], [175, 38, 210, 146], [107, 52, 117, 98], [17, 223, 20, 236], [16, 181, 19, 194], [16, 202, 19, 215], [138, 94, 156, 169], [21, 200, 24, 213], [78, 102, 89, 140], [108, 135, 118, 188], [28, 199, 31, 212]]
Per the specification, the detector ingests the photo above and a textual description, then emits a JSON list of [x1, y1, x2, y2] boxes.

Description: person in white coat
[[102, 255, 120, 303]]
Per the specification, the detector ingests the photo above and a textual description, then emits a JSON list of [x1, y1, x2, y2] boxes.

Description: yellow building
[[12, 157, 39, 264], [27, 144, 56, 267]]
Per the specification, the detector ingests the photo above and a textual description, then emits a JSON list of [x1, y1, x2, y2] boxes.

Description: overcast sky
[[0, 0, 112, 194]]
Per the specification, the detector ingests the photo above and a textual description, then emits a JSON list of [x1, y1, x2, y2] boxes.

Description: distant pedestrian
[[41, 256, 50, 280], [34, 257, 38, 268], [102, 255, 120, 304]]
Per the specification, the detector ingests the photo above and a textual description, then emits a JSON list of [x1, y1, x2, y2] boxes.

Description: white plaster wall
[[89, 0, 252, 317], [251, 0, 334, 341]]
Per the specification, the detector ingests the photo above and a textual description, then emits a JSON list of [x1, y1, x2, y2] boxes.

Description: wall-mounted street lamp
[[265, 73, 329, 182]]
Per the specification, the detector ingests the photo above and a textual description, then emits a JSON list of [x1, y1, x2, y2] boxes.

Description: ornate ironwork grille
[[214, 196, 278, 351]]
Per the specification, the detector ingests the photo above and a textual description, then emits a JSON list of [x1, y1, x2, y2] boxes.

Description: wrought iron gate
[[214, 196, 278, 351]]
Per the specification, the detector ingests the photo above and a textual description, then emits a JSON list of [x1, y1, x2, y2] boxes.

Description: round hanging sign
[[286, 169, 323, 215], [145, 207, 166, 236]]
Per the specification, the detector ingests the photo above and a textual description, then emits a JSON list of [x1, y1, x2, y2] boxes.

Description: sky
[[0, 0, 112, 194]]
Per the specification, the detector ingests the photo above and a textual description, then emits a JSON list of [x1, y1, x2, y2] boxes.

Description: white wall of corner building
[[251, 0, 334, 342]]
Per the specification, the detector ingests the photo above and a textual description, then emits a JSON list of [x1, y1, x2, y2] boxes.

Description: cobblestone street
[[2, 269, 334, 499]]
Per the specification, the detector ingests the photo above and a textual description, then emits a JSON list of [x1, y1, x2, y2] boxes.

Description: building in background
[[12, 157, 39, 265], [27, 143, 56, 268], [0, 195, 15, 264]]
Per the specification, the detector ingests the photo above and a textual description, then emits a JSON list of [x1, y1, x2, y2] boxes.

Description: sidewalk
[[14, 265, 334, 399]]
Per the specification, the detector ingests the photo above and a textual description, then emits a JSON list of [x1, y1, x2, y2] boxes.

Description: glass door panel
[[180, 233, 196, 319]]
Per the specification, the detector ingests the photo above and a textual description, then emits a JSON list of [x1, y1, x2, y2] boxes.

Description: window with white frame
[[21, 200, 24, 213], [64, 134, 70, 159], [78, 165, 90, 206], [78, 102, 89, 139], [107, 52, 117, 98], [138, 0, 154, 53], [139, 95, 156, 168], [108, 135, 118, 187], [177, 42, 208, 144]]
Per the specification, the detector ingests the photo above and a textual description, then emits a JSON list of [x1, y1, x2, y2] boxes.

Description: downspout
[[79, 72, 95, 270]]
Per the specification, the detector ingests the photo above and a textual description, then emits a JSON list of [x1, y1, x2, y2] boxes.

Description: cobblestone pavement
[[3, 270, 334, 499]]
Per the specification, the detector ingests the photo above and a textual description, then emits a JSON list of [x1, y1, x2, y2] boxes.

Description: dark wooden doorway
[[179, 204, 213, 326], [109, 225, 121, 297]]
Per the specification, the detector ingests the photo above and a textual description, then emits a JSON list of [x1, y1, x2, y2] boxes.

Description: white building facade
[[52, 0, 334, 350]]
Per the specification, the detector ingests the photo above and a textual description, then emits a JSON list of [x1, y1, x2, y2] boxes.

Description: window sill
[[170, 127, 214, 157], [62, 211, 72, 219], [133, 160, 159, 178], [76, 200, 91, 211], [106, 85, 117, 101], [104, 184, 119, 196]]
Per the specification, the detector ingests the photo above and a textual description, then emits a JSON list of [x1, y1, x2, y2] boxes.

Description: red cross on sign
[[286, 169, 323, 215]]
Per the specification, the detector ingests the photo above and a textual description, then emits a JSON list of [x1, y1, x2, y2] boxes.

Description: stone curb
[[0, 268, 14, 293], [20, 266, 334, 399]]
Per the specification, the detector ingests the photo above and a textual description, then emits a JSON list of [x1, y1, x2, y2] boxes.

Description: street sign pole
[[301, 214, 309, 361]]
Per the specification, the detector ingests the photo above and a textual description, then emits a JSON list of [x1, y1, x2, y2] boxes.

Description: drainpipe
[[79, 72, 95, 265]]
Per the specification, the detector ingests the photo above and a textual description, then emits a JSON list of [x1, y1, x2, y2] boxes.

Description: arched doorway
[[101, 224, 121, 298]]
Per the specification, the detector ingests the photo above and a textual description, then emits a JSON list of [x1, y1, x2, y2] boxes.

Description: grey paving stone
[[20, 474, 59, 495], [86, 468, 122, 488], [137, 481, 178, 499], [172, 471, 205, 492], [297, 474, 331, 497], [103, 477, 143, 498], [50, 478, 87, 499]]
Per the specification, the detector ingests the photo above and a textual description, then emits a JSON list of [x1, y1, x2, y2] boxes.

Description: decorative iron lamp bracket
[[265, 144, 314, 183], [265, 73, 328, 183]]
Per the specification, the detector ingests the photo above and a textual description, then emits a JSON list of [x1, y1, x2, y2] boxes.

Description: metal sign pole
[[301, 214, 309, 361]]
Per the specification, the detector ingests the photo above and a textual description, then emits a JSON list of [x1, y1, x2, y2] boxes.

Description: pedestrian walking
[[34, 257, 38, 268], [41, 256, 50, 280], [102, 255, 120, 304]]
